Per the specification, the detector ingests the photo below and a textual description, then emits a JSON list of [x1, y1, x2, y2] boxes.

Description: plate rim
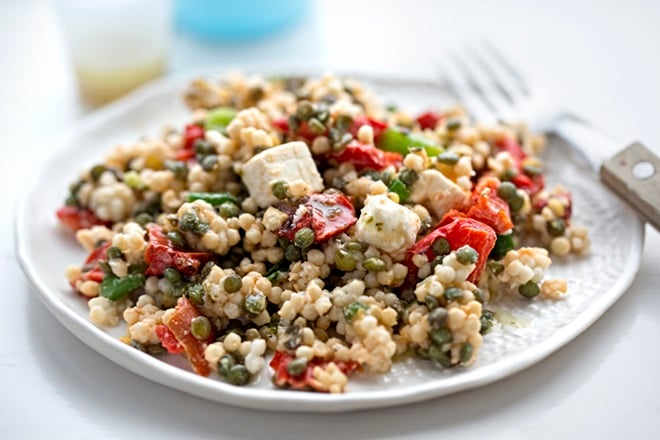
[[15, 65, 646, 412]]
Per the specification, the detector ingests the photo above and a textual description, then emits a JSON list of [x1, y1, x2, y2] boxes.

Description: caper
[[286, 357, 308, 377], [134, 212, 153, 227], [285, 244, 301, 262], [460, 342, 473, 364], [271, 180, 289, 200], [194, 139, 215, 156], [223, 274, 243, 293], [227, 365, 250, 385], [345, 241, 366, 252], [437, 151, 460, 165], [218, 202, 240, 218], [497, 181, 517, 201], [444, 287, 464, 301], [362, 257, 386, 272], [295, 100, 315, 120], [186, 283, 204, 305], [428, 307, 448, 330], [488, 260, 505, 275], [432, 237, 450, 256], [430, 328, 453, 346], [480, 309, 495, 335], [446, 118, 462, 131], [244, 293, 266, 315], [519, 281, 540, 298], [190, 316, 212, 340], [398, 168, 419, 186], [294, 227, 315, 249], [106, 246, 124, 260], [218, 354, 235, 377], [308, 117, 325, 134], [523, 164, 543, 176], [508, 191, 525, 212], [546, 218, 566, 237], [334, 249, 357, 271], [428, 344, 452, 367], [200, 154, 218, 172], [163, 267, 182, 284], [343, 302, 368, 323], [456, 245, 478, 265], [166, 231, 186, 249], [90, 164, 106, 181]]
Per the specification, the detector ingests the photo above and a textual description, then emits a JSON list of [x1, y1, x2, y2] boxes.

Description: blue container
[[174, 0, 309, 40]]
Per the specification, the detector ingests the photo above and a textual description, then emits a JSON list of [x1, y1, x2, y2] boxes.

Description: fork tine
[[480, 40, 529, 96], [449, 48, 515, 121], [436, 54, 494, 123]]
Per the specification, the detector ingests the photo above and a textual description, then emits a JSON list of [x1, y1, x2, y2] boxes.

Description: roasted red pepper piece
[[275, 191, 357, 243], [144, 225, 212, 277], [154, 324, 184, 354], [269, 351, 358, 392], [511, 172, 545, 197], [415, 111, 444, 131], [70, 242, 111, 291], [332, 141, 403, 171], [494, 137, 545, 196], [183, 123, 205, 150], [56, 206, 109, 233], [465, 177, 514, 234], [166, 297, 213, 376], [405, 211, 496, 284], [348, 115, 388, 142]]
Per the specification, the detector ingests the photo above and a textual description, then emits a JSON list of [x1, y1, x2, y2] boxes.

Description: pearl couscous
[[57, 73, 588, 393]]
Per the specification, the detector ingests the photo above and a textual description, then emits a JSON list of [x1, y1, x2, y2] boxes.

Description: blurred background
[[1, 1, 660, 438]]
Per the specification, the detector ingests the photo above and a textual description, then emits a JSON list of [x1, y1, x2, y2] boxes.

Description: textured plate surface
[[15, 68, 644, 412]]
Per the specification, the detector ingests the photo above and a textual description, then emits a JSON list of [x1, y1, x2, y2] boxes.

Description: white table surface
[[2, 1, 659, 438]]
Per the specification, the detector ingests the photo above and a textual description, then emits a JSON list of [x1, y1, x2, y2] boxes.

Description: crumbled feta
[[409, 169, 469, 218]]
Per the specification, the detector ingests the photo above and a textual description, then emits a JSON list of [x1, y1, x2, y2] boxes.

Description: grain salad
[[57, 73, 589, 393]]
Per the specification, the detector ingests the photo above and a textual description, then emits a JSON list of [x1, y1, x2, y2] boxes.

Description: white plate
[[16, 68, 644, 412]]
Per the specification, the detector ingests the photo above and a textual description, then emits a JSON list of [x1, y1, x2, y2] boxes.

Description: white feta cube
[[355, 194, 421, 257], [241, 141, 324, 208], [409, 169, 469, 218]]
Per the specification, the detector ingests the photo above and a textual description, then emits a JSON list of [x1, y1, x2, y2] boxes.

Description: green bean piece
[[205, 107, 237, 131], [244, 293, 266, 315], [343, 302, 368, 323], [460, 343, 473, 364], [286, 357, 308, 377], [432, 237, 451, 256], [519, 281, 541, 298], [546, 218, 566, 237], [436, 151, 460, 165], [186, 192, 237, 206], [376, 127, 443, 156], [430, 328, 453, 346], [271, 180, 289, 199], [363, 257, 386, 272], [100, 274, 145, 301], [163, 267, 182, 284], [334, 249, 357, 271], [294, 227, 315, 249], [444, 287, 464, 301], [166, 231, 186, 249], [227, 365, 250, 386], [223, 274, 243, 293], [456, 245, 479, 265], [388, 178, 410, 202], [190, 316, 212, 340]]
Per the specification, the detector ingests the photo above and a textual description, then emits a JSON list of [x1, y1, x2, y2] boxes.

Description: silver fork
[[438, 41, 660, 230]]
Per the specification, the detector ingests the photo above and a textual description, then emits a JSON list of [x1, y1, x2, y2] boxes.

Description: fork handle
[[600, 142, 660, 231]]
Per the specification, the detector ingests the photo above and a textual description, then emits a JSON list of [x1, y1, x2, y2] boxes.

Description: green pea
[[343, 302, 368, 323], [166, 231, 186, 249], [456, 246, 478, 265], [428, 307, 448, 330], [204, 107, 236, 131], [446, 118, 462, 131], [244, 293, 266, 315], [163, 267, 182, 284], [334, 249, 357, 271], [546, 218, 566, 237], [432, 237, 450, 256], [460, 343, 473, 364], [428, 344, 452, 367], [187, 283, 204, 305], [294, 227, 315, 249], [444, 287, 464, 301], [430, 328, 453, 346], [497, 181, 517, 201], [437, 151, 460, 165], [218, 202, 240, 219], [223, 274, 243, 293], [286, 357, 308, 377], [519, 281, 540, 298], [107, 246, 124, 260], [308, 117, 325, 134], [271, 180, 289, 199], [201, 154, 218, 172], [363, 257, 386, 272], [190, 316, 212, 340], [227, 365, 250, 386]]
